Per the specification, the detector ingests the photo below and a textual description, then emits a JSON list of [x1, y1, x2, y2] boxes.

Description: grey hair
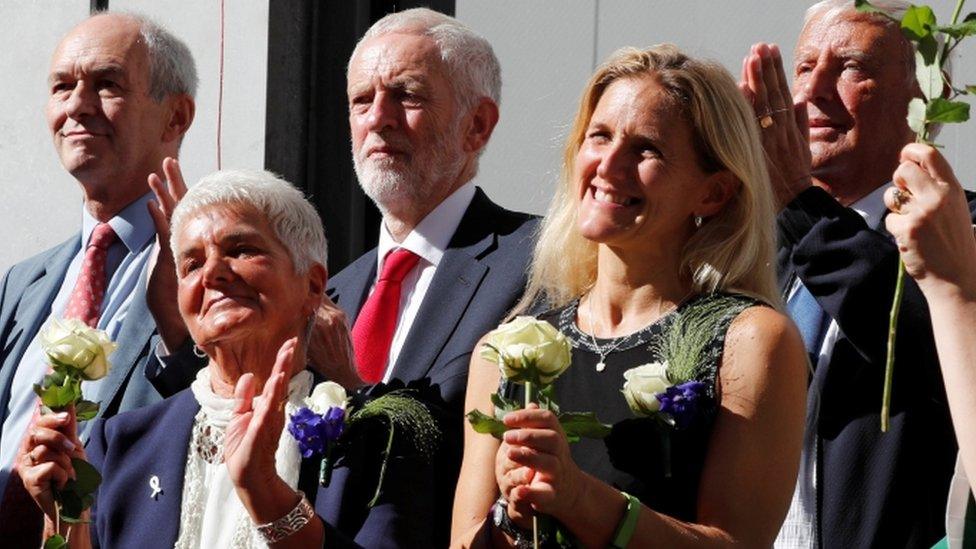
[[90, 12, 198, 101], [170, 170, 328, 274], [349, 8, 501, 111]]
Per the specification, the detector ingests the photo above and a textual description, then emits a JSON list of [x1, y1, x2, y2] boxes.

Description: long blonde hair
[[513, 44, 780, 315]]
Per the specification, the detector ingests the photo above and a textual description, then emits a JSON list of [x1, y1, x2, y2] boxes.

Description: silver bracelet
[[254, 490, 315, 544]]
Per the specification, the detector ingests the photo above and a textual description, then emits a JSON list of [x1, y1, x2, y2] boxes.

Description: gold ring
[[759, 115, 774, 129], [892, 188, 911, 213]]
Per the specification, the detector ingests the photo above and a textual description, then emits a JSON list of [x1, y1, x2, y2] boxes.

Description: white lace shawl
[[173, 368, 312, 549]]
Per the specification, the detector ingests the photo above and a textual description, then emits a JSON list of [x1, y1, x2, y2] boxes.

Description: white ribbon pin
[[149, 475, 163, 500]]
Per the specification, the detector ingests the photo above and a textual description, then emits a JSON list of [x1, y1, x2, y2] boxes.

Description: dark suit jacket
[[86, 388, 372, 549], [777, 187, 974, 548], [326, 188, 536, 547], [0, 235, 176, 441]]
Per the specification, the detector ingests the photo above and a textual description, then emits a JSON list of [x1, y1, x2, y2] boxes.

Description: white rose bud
[[480, 316, 572, 385], [622, 362, 672, 416], [40, 318, 116, 381], [305, 381, 348, 414]]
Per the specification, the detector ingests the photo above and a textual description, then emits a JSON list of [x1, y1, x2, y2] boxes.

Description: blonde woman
[[451, 45, 807, 548]]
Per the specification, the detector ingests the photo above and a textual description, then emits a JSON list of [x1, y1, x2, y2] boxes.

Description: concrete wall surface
[[0, 0, 267, 274]]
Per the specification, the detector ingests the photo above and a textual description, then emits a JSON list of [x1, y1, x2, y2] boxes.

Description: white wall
[[458, 0, 976, 215], [0, 1, 268, 274]]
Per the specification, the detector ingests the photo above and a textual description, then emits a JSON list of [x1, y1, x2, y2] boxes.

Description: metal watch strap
[[491, 498, 547, 549], [255, 490, 315, 544]]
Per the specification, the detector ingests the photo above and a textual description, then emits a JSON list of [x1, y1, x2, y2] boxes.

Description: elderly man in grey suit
[[314, 8, 536, 547], [0, 12, 199, 543]]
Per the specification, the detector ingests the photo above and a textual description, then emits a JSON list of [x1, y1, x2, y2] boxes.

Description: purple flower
[[656, 380, 707, 429], [288, 406, 346, 458]]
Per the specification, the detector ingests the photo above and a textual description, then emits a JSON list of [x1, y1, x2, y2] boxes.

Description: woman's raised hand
[[224, 337, 296, 490], [739, 42, 812, 208], [146, 157, 192, 351], [20, 407, 85, 519], [500, 404, 586, 523]]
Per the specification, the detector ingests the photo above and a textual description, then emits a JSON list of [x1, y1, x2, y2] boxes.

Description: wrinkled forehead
[[347, 33, 446, 89], [50, 17, 148, 78], [795, 10, 899, 58]]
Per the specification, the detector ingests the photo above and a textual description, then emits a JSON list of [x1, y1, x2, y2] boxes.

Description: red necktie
[[0, 222, 117, 543], [351, 248, 420, 383]]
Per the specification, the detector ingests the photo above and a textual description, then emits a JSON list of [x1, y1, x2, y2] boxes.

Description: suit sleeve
[[779, 187, 935, 365], [143, 336, 206, 397]]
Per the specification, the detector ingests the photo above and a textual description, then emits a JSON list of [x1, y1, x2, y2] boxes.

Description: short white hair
[[170, 170, 328, 273], [349, 8, 501, 111]]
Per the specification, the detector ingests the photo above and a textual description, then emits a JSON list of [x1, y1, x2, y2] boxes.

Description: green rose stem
[[881, 0, 968, 432], [524, 379, 539, 549]]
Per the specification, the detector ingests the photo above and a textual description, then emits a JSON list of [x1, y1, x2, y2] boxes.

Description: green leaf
[[56, 489, 85, 522], [466, 409, 508, 438], [75, 400, 100, 421], [915, 50, 942, 100], [490, 393, 519, 422], [938, 19, 976, 38], [901, 5, 937, 41], [907, 97, 928, 134], [70, 458, 102, 495], [43, 535, 67, 549], [558, 412, 612, 443], [927, 97, 971, 123], [916, 33, 940, 67], [967, 85, 976, 95]]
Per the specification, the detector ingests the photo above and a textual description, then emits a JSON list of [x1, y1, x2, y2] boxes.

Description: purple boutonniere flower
[[288, 406, 346, 459], [656, 380, 707, 429]]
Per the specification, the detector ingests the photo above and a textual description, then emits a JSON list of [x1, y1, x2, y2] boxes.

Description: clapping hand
[[224, 337, 297, 489], [147, 157, 191, 352], [307, 296, 364, 390], [739, 43, 812, 209]]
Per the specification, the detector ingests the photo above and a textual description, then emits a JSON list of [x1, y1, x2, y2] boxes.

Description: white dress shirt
[[775, 182, 892, 548], [369, 180, 477, 382]]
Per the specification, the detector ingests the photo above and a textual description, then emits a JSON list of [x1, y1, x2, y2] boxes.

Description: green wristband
[[610, 491, 641, 548]]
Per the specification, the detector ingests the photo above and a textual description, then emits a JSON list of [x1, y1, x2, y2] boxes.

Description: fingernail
[[56, 412, 70, 421], [63, 439, 76, 451]]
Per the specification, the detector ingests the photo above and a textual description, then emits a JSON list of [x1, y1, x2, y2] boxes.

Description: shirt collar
[[849, 182, 893, 230], [376, 180, 477, 271], [81, 191, 157, 253]]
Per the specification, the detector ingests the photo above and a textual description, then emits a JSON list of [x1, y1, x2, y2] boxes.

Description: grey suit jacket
[[325, 188, 537, 547], [0, 234, 175, 446]]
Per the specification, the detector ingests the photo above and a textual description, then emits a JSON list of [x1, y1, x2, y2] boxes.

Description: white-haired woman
[[452, 45, 807, 547], [20, 168, 374, 548]]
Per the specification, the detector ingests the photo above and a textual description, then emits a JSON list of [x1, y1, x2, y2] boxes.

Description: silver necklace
[[583, 292, 690, 372]]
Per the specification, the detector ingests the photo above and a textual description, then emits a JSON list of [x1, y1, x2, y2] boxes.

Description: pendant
[[596, 361, 607, 372]]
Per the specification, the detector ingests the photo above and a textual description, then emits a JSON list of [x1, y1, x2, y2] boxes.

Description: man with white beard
[[312, 8, 536, 547]]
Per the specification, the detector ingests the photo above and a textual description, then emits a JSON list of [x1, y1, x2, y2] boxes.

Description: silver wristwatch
[[491, 497, 547, 549]]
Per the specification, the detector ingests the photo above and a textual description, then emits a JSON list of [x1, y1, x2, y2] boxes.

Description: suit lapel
[[0, 237, 79, 426], [82, 272, 157, 436], [390, 194, 496, 382], [329, 250, 378, 324]]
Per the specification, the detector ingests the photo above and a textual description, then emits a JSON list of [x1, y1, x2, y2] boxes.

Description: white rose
[[305, 381, 348, 414], [40, 318, 116, 381], [480, 316, 572, 384], [622, 362, 672, 416]]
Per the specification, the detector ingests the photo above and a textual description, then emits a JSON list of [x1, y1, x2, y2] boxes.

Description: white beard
[[353, 121, 467, 212]]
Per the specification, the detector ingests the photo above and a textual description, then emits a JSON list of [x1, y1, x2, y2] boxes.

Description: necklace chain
[[583, 291, 691, 372]]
